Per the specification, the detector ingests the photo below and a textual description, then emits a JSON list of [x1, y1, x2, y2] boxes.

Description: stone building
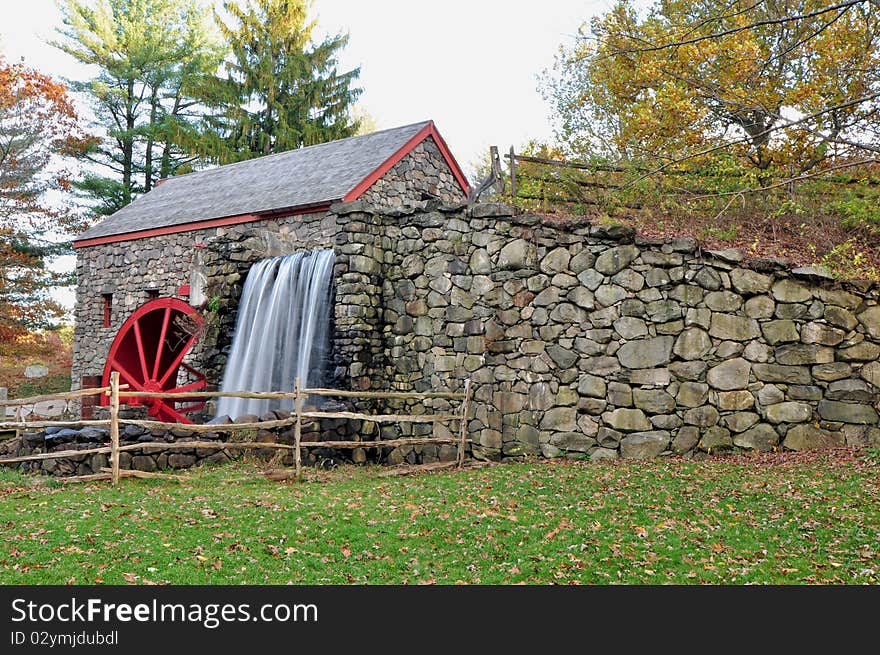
[[66, 119, 880, 472], [71, 120, 469, 422]]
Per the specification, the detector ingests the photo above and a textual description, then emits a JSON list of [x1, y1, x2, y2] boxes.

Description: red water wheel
[[101, 298, 208, 424]]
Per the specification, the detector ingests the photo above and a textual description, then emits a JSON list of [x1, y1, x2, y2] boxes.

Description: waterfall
[[216, 249, 335, 418]]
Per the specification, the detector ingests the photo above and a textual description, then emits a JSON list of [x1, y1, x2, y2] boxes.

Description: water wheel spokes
[[102, 297, 208, 424]]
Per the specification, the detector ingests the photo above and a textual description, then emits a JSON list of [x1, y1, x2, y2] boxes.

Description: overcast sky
[[0, 0, 617, 313]]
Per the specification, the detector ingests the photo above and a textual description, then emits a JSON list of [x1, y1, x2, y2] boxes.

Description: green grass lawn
[[1, 448, 878, 585]]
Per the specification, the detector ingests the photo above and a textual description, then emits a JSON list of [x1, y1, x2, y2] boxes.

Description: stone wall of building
[[331, 201, 880, 463], [358, 137, 466, 207]]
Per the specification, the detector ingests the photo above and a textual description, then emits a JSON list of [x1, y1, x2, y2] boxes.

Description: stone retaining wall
[[334, 201, 880, 462]]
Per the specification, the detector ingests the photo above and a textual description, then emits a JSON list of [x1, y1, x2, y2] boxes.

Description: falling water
[[216, 249, 335, 418]]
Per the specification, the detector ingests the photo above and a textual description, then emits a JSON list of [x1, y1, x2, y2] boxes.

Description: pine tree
[[209, 0, 362, 161]]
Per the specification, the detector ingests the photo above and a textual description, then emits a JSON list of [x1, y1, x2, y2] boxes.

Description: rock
[[677, 382, 709, 407], [715, 341, 744, 358], [632, 388, 676, 414], [730, 269, 772, 294], [590, 448, 619, 461], [788, 385, 822, 401], [673, 327, 712, 360], [495, 392, 526, 413], [168, 453, 196, 468], [684, 405, 720, 427], [612, 269, 645, 292], [550, 303, 587, 324], [646, 299, 682, 322], [498, 239, 537, 270], [595, 284, 628, 307], [815, 287, 861, 309], [700, 426, 732, 450], [23, 364, 49, 379], [744, 295, 775, 318], [578, 374, 606, 398], [724, 412, 759, 433], [620, 431, 670, 459], [791, 265, 834, 280], [693, 267, 722, 290], [131, 455, 157, 472], [706, 358, 751, 390], [752, 364, 812, 384], [859, 361, 880, 387], [546, 345, 578, 369], [775, 303, 808, 320], [669, 360, 708, 381], [783, 424, 845, 451], [826, 379, 874, 403], [540, 407, 578, 431], [717, 390, 754, 410], [532, 287, 559, 306], [608, 382, 633, 407], [567, 287, 595, 309], [529, 383, 554, 410], [771, 279, 811, 303], [595, 245, 640, 275], [469, 249, 492, 274], [628, 368, 671, 386], [577, 269, 605, 291], [480, 429, 502, 449], [839, 341, 880, 361], [645, 268, 670, 287], [709, 314, 760, 341], [859, 306, 880, 340], [817, 400, 878, 424], [685, 308, 712, 329], [672, 426, 700, 454], [707, 248, 743, 264], [613, 317, 648, 340], [743, 340, 771, 363], [569, 250, 596, 274], [734, 424, 779, 451], [705, 291, 743, 312], [801, 322, 845, 346], [761, 320, 799, 345], [765, 402, 812, 424], [597, 427, 623, 447], [651, 414, 682, 430], [540, 247, 571, 274], [813, 362, 852, 382], [774, 344, 834, 365], [617, 336, 674, 369], [824, 306, 858, 331], [603, 408, 652, 432], [642, 250, 684, 266], [756, 384, 785, 405], [549, 432, 596, 452]]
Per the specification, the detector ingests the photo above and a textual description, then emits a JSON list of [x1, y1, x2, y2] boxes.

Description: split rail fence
[[0, 372, 473, 484]]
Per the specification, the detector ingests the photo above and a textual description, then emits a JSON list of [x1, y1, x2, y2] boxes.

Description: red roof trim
[[72, 204, 331, 249], [344, 121, 470, 201]]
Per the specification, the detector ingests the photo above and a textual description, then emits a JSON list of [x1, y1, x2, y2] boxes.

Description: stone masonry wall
[[331, 201, 880, 463], [358, 137, 466, 208]]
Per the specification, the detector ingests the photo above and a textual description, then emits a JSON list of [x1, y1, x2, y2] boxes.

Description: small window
[[147, 289, 160, 300], [102, 294, 112, 328]]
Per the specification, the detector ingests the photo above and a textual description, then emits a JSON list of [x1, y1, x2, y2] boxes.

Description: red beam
[[72, 204, 331, 249]]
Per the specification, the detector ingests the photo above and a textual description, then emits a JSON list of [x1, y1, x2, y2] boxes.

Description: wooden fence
[[0, 373, 473, 484]]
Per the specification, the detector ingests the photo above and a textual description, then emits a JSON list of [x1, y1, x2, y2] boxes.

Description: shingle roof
[[75, 120, 435, 243]]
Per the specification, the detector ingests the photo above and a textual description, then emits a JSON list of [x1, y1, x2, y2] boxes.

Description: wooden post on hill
[[109, 371, 121, 485], [457, 379, 472, 469], [294, 377, 303, 481]]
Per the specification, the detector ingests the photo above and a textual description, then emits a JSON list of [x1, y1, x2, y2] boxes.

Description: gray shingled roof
[[75, 121, 432, 242]]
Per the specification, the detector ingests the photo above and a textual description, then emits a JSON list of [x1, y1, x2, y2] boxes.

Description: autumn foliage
[[0, 55, 91, 342]]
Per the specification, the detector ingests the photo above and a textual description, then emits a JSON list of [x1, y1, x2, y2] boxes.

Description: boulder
[[709, 314, 760, 341], [677, 382, 710, 407], [683, 405, 720, 427], [603, 408, 652, 432], [771, 279, 811, 303], [734, 424, 779, 451], [632, 389, 676, 414], [540, 407, 578, 431], [783, 424, 845, 451], [673, 327, 712, 360], [857, 306, 880, 340], [724, 412, 759, 433], [730, 269, 772, 294], [717, 390, 754, 411], [744, 295, 775, 318], [549, 432, 596, 453], [706, 358, 751, 390], [613, 316, 648, 340], [620, 431, 670, 459], [595, 245, 640, 275], [498, 239, 537, 270], [700, 426, 732, 450], [540, 247, 571, 274], [672, 426, 700, 454], [817, 400, 878, 424], [617, 336, 674, 369], [577, 374, 606, 399], [704, 290, 743, 312], [761, 320, 799, 345], [764, 402, 812, 424], [23, 364, 49, 379]]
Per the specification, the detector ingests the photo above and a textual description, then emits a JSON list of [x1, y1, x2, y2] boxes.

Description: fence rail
[[0, 374, 473, 483]]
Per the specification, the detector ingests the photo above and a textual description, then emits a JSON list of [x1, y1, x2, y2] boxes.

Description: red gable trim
[[344, 121, 470, 201], [72, 204, 331, 249]]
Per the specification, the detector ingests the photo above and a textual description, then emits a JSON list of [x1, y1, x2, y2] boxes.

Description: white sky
[[0, 0, 616, 314]]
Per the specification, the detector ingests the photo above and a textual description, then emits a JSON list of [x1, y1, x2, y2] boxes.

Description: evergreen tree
[[54, 0, 224, 214], [209, 0, 362, 161]]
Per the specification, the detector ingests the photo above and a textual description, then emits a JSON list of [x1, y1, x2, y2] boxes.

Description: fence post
[[294, 377, 303, 481], [110, 371, 120, 485], [457, 379, 472, 469]]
